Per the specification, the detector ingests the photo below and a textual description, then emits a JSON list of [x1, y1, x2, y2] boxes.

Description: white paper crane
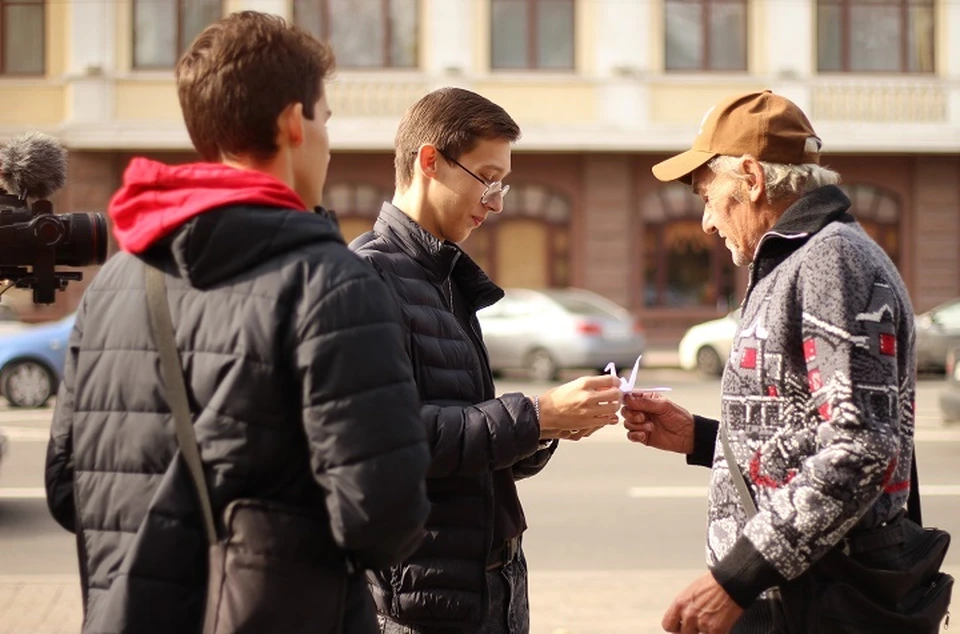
[[603, 354, 672, 394]]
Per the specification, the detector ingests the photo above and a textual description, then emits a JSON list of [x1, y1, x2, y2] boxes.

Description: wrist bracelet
[[533, 395, 552, 448]]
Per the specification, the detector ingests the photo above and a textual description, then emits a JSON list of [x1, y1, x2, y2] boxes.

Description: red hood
[[109, 158, 308, 253]]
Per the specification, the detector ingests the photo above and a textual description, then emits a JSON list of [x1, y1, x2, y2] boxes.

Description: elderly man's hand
[[662, 571, 744, 634], [621, 393, 696, 454]]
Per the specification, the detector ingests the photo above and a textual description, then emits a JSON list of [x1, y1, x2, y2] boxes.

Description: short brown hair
[[176, 11, 335, 162], [394, 88, 521, 190]]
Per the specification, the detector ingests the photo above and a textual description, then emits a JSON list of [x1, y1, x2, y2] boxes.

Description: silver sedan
[[916, 299, 960, 373], [478, 288, 646, 382]]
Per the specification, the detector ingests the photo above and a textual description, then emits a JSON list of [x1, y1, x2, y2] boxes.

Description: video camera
[[0, 132, 108, 304]]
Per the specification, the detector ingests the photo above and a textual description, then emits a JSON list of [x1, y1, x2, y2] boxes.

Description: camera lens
[[56, 212, 108, 267]]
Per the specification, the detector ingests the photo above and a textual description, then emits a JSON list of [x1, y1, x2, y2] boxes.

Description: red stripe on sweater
[[884, 480, 911, 494], [749, 450, 782, 488]]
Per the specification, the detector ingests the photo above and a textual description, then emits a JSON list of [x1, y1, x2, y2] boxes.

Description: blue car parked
[[0, 313, 75, 408]]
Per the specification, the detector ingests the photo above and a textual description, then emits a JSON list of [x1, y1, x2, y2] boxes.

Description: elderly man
[[622, 90, 919, 633]]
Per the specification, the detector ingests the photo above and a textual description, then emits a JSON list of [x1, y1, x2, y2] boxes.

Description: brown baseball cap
[[651, 90, 821, 183]]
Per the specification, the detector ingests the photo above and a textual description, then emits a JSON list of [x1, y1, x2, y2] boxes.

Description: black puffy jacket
[[44, 161, 431, 634], [351, 203, 556, 628]]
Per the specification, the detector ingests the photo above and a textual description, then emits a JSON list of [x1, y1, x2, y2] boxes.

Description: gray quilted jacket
[[45, 196, 431, 634]]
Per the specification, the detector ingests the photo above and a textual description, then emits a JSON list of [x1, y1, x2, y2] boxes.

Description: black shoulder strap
[[144, 264, 218, 545], [907, 451, 922, 526]]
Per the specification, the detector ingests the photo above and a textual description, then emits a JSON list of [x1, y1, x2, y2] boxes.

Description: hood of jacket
[[108, 158, 343, 288]]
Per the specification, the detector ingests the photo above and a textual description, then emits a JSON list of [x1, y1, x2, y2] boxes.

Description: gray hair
[[708, 139, 841, 203]]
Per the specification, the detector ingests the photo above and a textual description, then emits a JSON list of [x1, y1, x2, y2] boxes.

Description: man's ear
[[741, 157, 766, 204], [416, 145, 440, 180], [278, 102, 305, 149]]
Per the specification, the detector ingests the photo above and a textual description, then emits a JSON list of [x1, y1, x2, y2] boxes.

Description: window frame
[[0, 0, 46, 76], [663, 0, 748, 73], [817, 0, 936, 74], [293, 0, 419, 69], [489, 0, 577, 71], [132, 0, 224, 70]]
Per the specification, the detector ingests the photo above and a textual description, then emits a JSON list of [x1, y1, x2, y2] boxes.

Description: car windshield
[[546, 293, 624, 319], [934, 301, 960, 328]]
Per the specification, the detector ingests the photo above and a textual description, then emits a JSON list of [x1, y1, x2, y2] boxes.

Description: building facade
[[1, 0, 958, 342]]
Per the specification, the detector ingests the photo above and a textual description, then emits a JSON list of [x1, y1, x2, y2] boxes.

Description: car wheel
[[1, 360, 55, 408], [526, 348, 559, 382], [695, 346, 724, 377]]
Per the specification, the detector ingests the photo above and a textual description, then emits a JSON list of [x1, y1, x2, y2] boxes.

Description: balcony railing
[[325, 76, 431, 118], [811, 79, 947, 123]]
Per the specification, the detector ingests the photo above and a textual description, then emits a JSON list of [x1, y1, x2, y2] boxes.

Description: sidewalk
[[0, 576, 81, 634], [2, 566, 957, 634], [0, 570, 701, 634]]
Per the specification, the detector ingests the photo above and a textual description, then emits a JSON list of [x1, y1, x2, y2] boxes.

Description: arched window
[[839, 184, 901, 265], [641, 183, 735, 309], [324, 183, 392, 244], [463, 184, 572, 289]]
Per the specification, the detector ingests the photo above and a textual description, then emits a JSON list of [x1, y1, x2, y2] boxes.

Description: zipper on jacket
[[442, 278, 494, 396], [443, 278, 454, 312], [740, 262, 757, 311], [741, 230, 811, 310]]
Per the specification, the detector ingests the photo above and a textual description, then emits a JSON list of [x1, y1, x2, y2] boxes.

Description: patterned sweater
[[688, 185, 917, 608]]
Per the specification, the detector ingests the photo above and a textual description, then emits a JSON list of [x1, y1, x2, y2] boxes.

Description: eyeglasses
[[436, 150, 510, 205]]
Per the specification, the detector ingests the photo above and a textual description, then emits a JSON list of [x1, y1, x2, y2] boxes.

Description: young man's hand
[[536, 375, 621, 439], [539, 425, 607, 441]]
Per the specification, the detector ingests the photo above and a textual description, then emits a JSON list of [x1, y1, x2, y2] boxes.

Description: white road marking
[[627, 484, 960, 499], [915, 429, 960, 443], [627, 487, 707, 499], [0, 409, 56, 423], [1, 426, 50, 441], [918, 485, 960, 496], [0, 487, 46, 499]]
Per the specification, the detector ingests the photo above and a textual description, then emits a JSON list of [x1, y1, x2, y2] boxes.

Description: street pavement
[[1, 361, 957, 633]]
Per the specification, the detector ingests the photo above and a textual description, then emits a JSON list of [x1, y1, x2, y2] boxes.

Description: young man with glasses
[[351, 87, 623, 633]]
